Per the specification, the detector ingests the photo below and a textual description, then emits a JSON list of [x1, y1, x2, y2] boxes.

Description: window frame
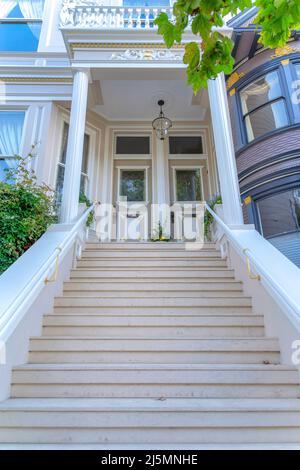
[[0, 1, 45, 52], [55, 120, 92, 208], [114, 133, 152, 160], [168, 133, 206, 159], [239, 69, 290, 144], [172, 165, 204, 203], [0, 108, 26, 181], [117, 165, 149, 203], [237, 66, 292, 146]]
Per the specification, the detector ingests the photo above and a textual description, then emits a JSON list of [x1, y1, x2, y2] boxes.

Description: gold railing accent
[[44, 248, 62, 285], [243, 248, 261, 281]]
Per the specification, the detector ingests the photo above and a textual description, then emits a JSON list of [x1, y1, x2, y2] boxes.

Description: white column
[[60, 69, 89, 223], [208, 73, 244, 225]]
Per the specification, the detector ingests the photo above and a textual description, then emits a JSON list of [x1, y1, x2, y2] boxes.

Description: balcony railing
[[60, 1, 174, 29]]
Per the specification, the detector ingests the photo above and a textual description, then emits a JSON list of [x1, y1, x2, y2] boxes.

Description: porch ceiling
[[89, 70, 208, 122]]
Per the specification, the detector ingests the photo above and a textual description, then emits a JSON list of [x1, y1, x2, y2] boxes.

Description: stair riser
[[1, 427, 300, 444], [70, 270, 235, 279], [54, 298, 252, 307], [61, 291, 245, 299], [77, 261, 227, 268], [28, 351, 280, 364], [85, 243, 216, 250], [42, 326, 265, 337], [11, 383, 299, 399], [44, 315, 264, 327], [64, 281, 243, 291], [82, 251, 221, 258], [53, 307, 254, 315]]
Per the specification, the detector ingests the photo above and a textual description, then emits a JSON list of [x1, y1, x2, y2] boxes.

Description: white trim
[[171, 165, 204, 203]]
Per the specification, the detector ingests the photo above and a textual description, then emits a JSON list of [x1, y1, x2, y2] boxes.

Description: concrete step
[[82, 250, 221, 259], [85, 242, 216, 250], [0, 398, 300, 444], [53, 306, 254, 315], [77, 259, 228, 268], [70, 269, 236, 279], [28, 337, 280, 364], [43, 314, 265, 338], [11, 364, 299, 399], [54, 297, 252, 308], [61, 290, 246, 299], [63, 280, 244, 292]]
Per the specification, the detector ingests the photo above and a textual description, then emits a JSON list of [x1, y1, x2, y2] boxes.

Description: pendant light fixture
[[152, 100, 172, 140]]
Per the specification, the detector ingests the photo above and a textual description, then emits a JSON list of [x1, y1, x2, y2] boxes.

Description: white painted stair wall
[[0, 241, 300, 447]]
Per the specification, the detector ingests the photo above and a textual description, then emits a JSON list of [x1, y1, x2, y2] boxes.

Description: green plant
[[0, 152, 56, 275], [155, 0, 300, 93], [151, 221, 171, 242], [204, 194, 222, 239], [79, 191, 94, 227]]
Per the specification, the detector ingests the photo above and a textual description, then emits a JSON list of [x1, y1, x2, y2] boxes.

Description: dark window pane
[[0, 22, 42, 51], [176, 169, 202, 201], [60, 123, 69, 164], [244, 100, 288, 142], [169, 136, 203, 154], [120, 169, 145, 201], [257, 189, 300, 238], [82, 134, 90, 174], [55, 165, 65, 209], [240, 71, 282, 115], [116, 136, 150, 155]]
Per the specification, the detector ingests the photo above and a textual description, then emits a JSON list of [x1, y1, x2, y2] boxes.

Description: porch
[[56, 3, 243, 240]]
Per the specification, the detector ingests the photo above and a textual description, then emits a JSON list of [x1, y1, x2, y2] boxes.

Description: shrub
[[204, 194, 222, 240], [0, 153, 56, 275]]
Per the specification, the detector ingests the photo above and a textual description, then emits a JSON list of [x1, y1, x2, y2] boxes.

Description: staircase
[[0, 241, 300, 448]]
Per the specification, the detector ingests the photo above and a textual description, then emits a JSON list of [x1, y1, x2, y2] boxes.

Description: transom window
[[56, 122, 90, 210], [119, 169, 146, 202], [240, 71, 289, 143], [0, 111, 25, 181], [175, 168, 202, 202], [115, 136, 150, 156], [169, 136, 203, 155], [0, 0, 45, 52]]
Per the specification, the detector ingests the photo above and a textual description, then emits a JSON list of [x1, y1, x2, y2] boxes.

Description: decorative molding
[[226, 71, 245, 90], [110, 49, 183, 62], [271, 45, 300, 58], [0, 77, 73, 83], [70, 42, 184, 50]]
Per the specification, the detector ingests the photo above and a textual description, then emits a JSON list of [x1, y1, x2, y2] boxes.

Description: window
[[116, 136, 150, 155], [0, 1, 45, 52], [55, 123, 90, 210], [175, 168, 202, 202], [240, 71, 289, 142], [0, 111, 25, 181], [169, 136, 203, 155], [257, 189, 300, 238], [119, 169, 146, 202]]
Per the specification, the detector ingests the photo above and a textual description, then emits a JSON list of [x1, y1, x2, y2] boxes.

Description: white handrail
[[205, 203, 300, 333], [0, 205, 94, 340]]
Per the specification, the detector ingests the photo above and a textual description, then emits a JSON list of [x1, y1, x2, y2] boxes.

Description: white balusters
[[60, 2, 173, 30]]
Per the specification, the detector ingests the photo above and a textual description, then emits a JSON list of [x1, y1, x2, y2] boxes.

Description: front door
[[116, 167, 150, 240]]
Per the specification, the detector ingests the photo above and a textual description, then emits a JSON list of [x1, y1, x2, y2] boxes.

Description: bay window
[[0, 0, 45, 52], [0, 111, 25, 181], [240, 70, 289, 142]]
